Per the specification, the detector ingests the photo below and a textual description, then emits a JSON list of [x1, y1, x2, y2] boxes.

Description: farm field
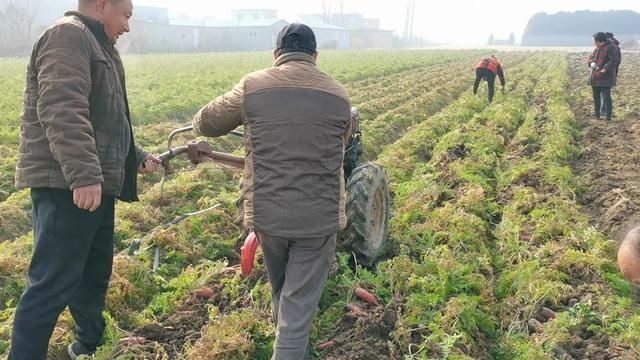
[[0, 49, 639, 359]]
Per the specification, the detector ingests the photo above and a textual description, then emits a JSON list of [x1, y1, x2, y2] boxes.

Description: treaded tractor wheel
[[341, 162, 390, 267]]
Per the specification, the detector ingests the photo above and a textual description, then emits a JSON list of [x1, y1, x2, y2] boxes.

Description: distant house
[[350, 29, 394, 49], [299, 15, 350, 50], [135, 6, 170, 25], [125, 21, 201, 53], [119, 8, 393, 54], [124, 9, 288, 53], [329, 13, 381, 30], [200, 10, 289, 52], [300, 13, 393, 50], [488, 34, 516, 46]]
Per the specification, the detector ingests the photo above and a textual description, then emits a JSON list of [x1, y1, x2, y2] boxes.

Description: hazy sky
[[134, 0, 640, 45]]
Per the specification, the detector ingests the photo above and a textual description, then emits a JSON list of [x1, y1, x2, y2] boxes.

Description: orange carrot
[[241, 231, 259, 277], [354, 287, 379, 306], [318, 340, 336, 350], [120, 336, 146, 345], [194, 287, 214, 299]]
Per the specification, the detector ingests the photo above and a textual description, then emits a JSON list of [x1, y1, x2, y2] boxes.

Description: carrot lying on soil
[[354, 287, 379, 306], [194, 287, 214, 299], [119, 337, 146, 345], [318, 340, 336, 350]]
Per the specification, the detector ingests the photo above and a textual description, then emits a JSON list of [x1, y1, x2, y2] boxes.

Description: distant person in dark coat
[[601, 32, 622, 117], [588, 32, 621, 120]]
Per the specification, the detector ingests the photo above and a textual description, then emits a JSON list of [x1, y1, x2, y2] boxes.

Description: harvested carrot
[[119, 336, 146, 345], [354, 287, 379, 306], [194, 287, 214, 299], [241, 231, 259, 277], [318, 340, 336, 350]]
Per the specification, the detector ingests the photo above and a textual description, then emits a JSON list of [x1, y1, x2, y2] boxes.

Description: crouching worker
[[191, 24, 352, 359], [473, 55, 506, 103]]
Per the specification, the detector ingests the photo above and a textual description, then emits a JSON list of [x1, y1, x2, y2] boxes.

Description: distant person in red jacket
[[588, 32, 621, 120], [473, 55, 506, 103]]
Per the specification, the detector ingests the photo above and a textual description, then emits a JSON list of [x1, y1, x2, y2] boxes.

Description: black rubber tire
[[341, 162, 390, 267]]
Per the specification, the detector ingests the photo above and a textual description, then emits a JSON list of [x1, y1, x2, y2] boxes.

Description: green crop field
[[0, 50, 639, 359]]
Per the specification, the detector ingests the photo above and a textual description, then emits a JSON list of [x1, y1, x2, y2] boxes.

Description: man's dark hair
[[593, 32, 608, 43], [276, 23, 317, 56]]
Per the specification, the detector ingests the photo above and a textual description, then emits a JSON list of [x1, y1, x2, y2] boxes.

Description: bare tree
[[0, 0, 40, 55]]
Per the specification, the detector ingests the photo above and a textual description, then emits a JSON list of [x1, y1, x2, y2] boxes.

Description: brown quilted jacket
[[15, 12, 147, 201], [193, 52, 352, 237]]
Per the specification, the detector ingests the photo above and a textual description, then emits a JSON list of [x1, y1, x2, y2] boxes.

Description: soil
[[319, 304, 397, 360], [112, 278, 250, 359]]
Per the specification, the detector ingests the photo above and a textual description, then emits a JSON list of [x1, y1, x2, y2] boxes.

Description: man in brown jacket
[[192, 24, 351, 360], [10, 1, 159, 359]]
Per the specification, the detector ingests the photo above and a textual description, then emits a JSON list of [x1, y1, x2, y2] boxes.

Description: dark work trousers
[[474, 68, 497, 103], [257, 232, 337, 360], [600, 87, 615, 117], [9, 188, 115, 360], [592, 86, 613, 119]]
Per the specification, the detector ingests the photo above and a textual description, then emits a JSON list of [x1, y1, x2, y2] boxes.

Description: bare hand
[[138, 154, 162, 174], [73, 183, 102, 212], [600, 68, 607, 73]]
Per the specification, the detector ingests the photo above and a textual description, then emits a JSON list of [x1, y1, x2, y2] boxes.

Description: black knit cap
[[276, 23, 317, 55]]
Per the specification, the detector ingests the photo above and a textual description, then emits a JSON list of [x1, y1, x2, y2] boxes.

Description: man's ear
[[96, 0, 108, 13], [313, 51, 318, 61], [273, 49, 280, 60]]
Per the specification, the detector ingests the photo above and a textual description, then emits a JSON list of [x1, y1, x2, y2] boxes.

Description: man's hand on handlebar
[[138, 154, 162, 174]]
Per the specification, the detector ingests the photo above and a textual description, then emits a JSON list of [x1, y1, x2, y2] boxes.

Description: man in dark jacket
[[589, 32, 621, 120], [473, 55, 506, 103], [10, 0, 159, 359], [192, 24, 351, 360]]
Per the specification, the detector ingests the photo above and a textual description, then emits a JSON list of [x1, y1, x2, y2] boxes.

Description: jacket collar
[[65, 11, 111, 47], [273, 52, 317, 67]]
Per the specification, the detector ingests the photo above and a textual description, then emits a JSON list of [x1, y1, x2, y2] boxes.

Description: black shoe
[[68, 341, 95, 359]]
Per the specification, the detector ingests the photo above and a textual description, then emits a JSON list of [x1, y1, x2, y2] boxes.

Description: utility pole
[[402, 0, 416, 44]]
